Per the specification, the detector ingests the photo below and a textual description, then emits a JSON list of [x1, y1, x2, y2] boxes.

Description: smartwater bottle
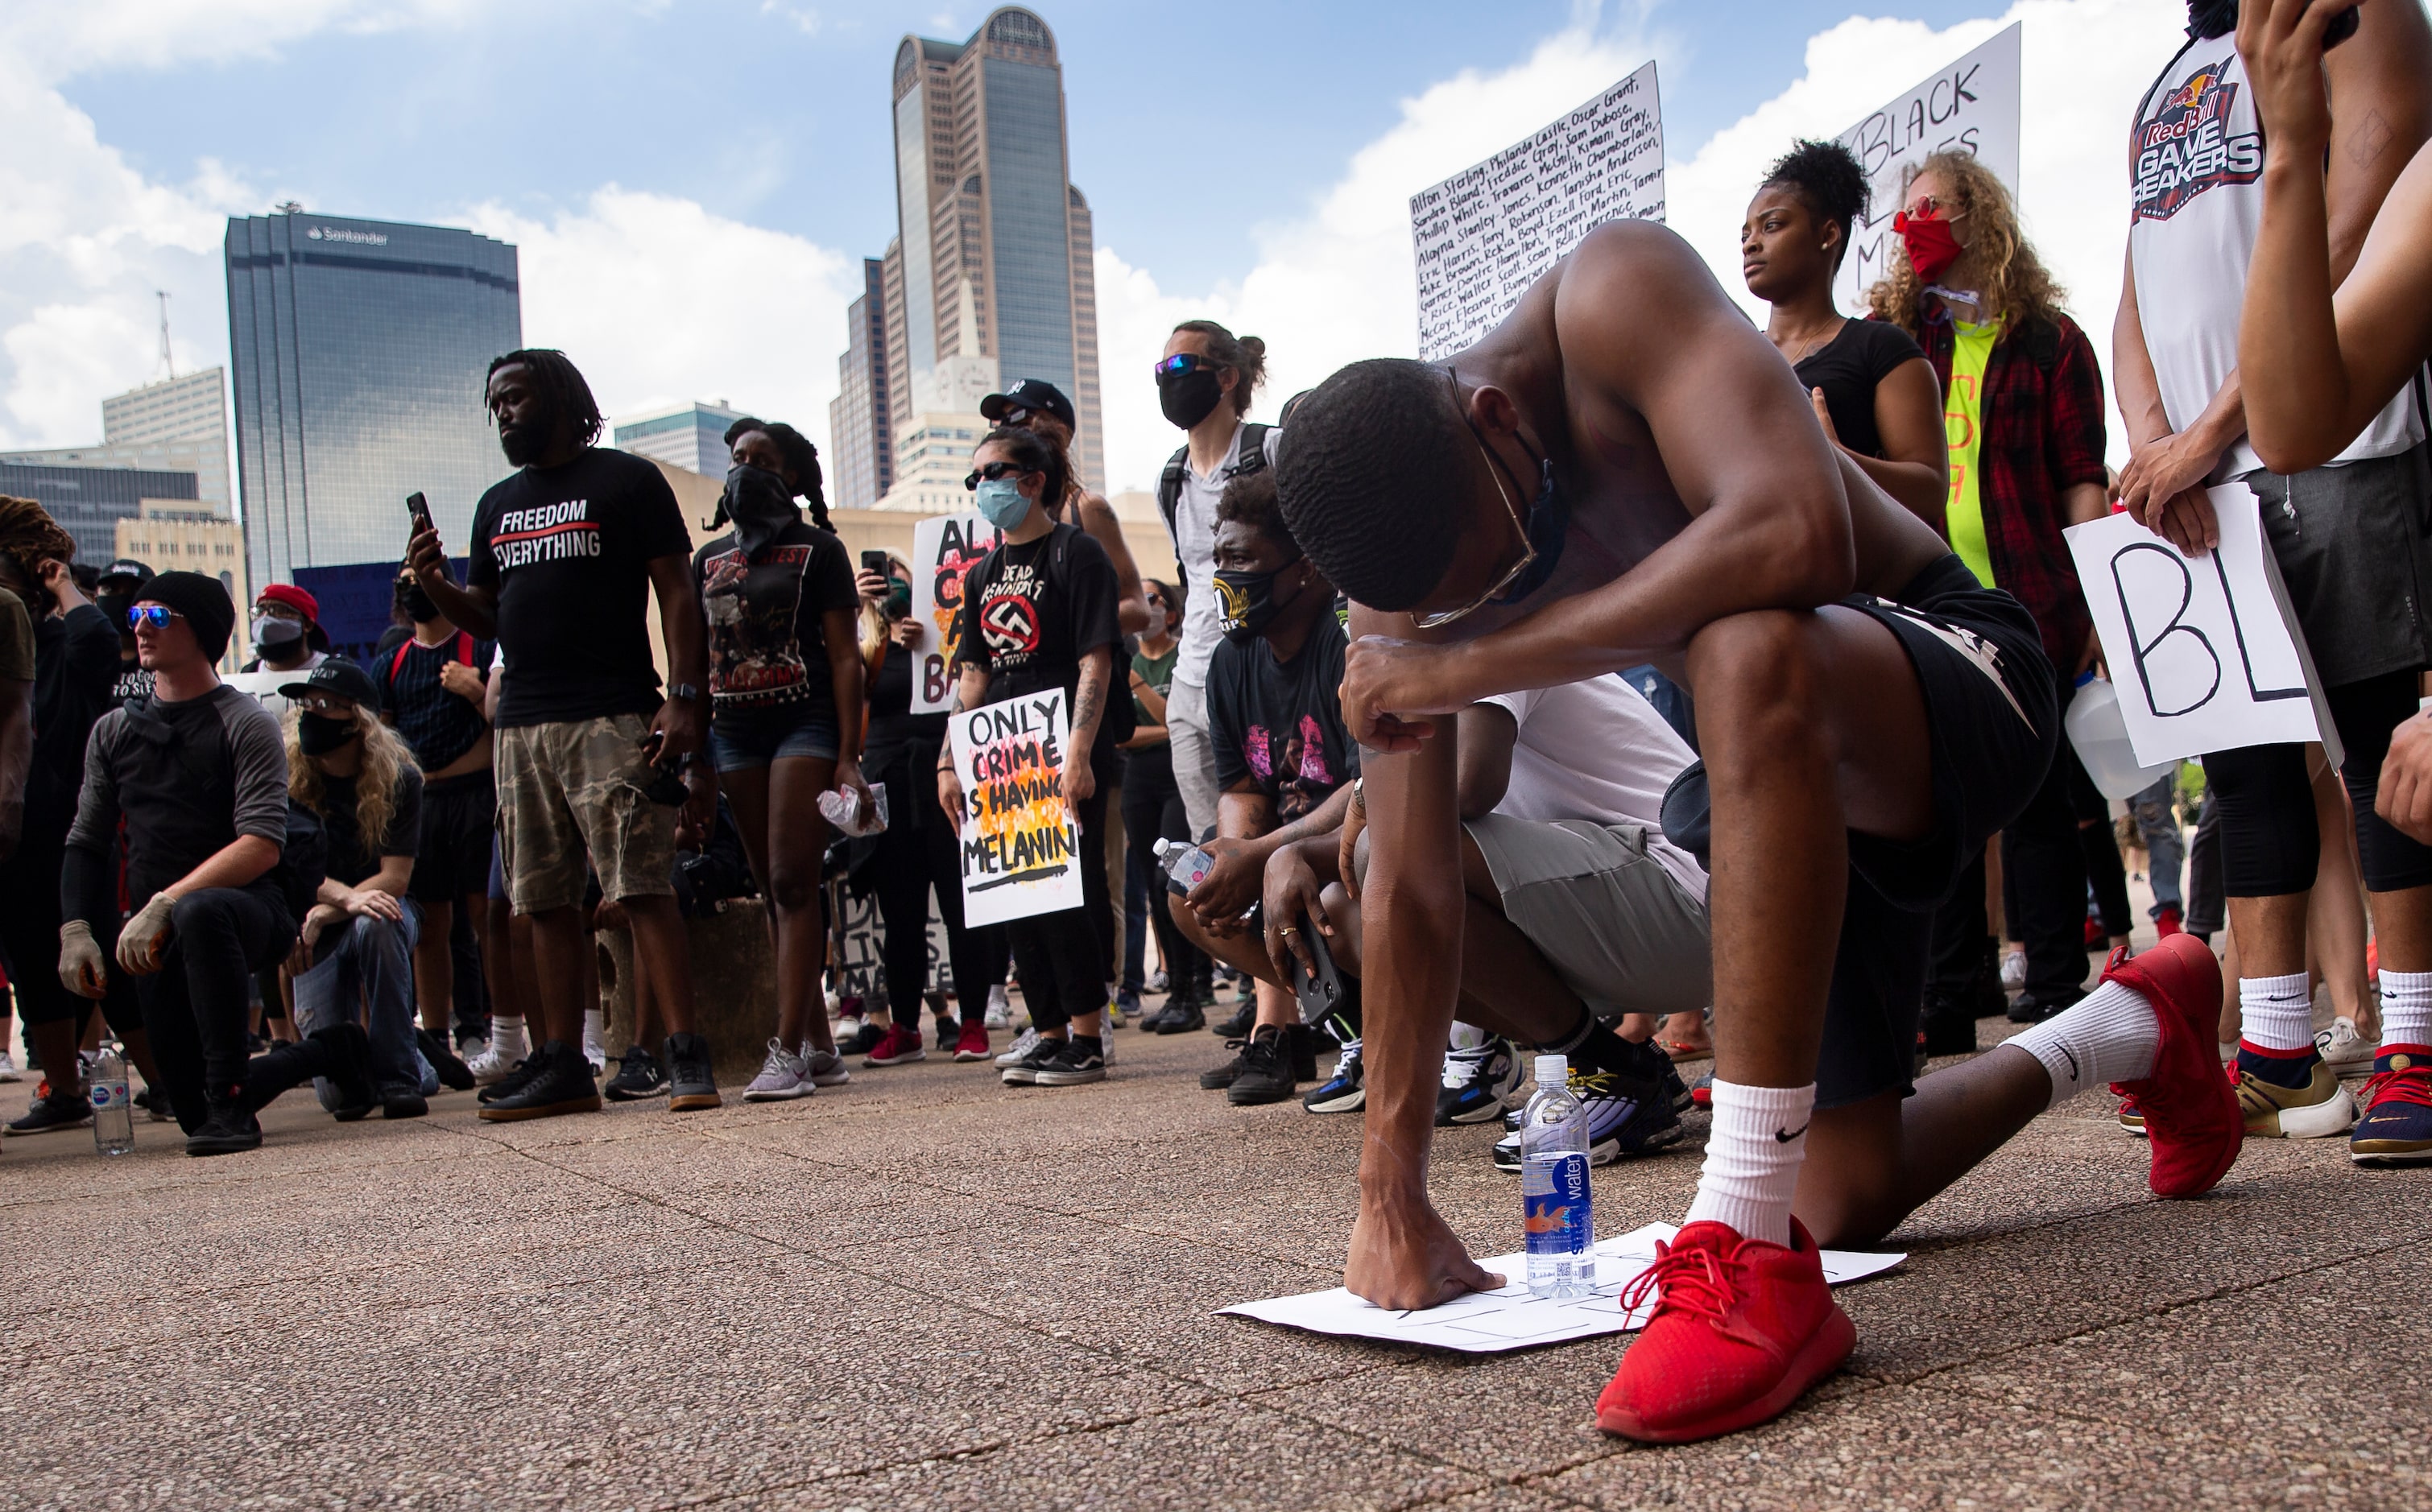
[[1152, 837, 1215, 897], [1521, 1054, 1594, 1298], [91, 1046, 134, 1157]]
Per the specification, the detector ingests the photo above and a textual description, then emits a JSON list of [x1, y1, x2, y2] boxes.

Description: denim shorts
[[709, 696, 840, 770]]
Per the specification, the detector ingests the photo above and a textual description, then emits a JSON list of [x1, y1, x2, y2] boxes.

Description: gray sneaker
[[664, 1032, 722, 1113], [994, 1027, 1042, 1069], [804, 1047, 852, 1086], [741, 1039, 813, 1102]]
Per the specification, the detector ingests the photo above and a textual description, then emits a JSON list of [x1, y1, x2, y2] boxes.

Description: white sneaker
[[2316, 1017, 2380, 1076], [466, 1043, 525, 1084], [742, 1039, 814, 1101], [804, 1047, 852, 1087], [825, 983, 842, 1014], [835, 1013, 867, 1049], [0, 1051, 20, 1084], [984, 986, 1012, 1031], [995, 1027, 1042, 1068], [581, 1024, 609, 1076]]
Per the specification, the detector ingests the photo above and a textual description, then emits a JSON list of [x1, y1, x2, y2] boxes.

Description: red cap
[[255, 582, 320, 624]]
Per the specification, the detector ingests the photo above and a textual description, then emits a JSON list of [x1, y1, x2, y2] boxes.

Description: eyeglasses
[[964, 461, 1036, 490], [127, 605, 181, 630], [1153, 353, 1223, 382], [1411, 367, 1538, 631], [1901, 193, 1953, 220]]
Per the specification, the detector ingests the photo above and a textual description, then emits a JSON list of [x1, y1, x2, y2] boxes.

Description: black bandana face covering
[[720, 463, 800, 558]]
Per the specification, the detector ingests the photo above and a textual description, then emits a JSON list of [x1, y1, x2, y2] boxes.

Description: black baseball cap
[[279, 657, 383, 713], [980, 378, 1077, 433], [98, 559, 154, 588]]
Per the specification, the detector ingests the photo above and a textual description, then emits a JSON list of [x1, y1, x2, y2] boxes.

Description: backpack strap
[[455, 630, 474, 667], [1156, 444, 1189, 582], [1231, 423, 1272, 477]]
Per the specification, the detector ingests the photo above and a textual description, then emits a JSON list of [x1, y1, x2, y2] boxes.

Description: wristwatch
[[668, 683, 702, 703]]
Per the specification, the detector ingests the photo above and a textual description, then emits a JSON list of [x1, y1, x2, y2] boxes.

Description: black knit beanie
[[138, 571, 236, 662]]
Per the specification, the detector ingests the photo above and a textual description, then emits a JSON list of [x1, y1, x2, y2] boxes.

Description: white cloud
[[466, 188, 863, 464], [0, 0, 485, 76]]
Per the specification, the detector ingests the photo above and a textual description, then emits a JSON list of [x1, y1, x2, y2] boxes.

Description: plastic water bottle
[[1520, 1054, 1594, 1298], [2064, 672, 2176, 800], [1152, 837, 1215, 897], [90, 1046, 134, 1157]]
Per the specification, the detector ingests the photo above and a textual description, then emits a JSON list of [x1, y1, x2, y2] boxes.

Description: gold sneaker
[[2235, 1059, 2359, 1138]]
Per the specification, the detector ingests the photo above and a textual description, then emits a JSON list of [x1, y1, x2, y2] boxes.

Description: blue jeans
[[292, 901, 435, 1103], [2129, 772, 2186, 917]]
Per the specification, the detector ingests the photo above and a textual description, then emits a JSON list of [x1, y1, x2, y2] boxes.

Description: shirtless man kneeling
[[1272, 221, 2243, 1444]]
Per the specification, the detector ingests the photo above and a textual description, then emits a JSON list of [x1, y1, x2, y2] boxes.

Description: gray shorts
[[1463, 813, 1711, 1022], [2243, 442, 2432, 688]]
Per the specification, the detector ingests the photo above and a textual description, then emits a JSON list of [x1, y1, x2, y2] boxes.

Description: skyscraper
[[829, 258, 894, 512], [225, 210, 521, 587], [614, 401, 745, 477], [879, 7, 1104, 495]]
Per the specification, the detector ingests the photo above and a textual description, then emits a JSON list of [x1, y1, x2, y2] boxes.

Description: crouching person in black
[[56, 572, 373, 1156]]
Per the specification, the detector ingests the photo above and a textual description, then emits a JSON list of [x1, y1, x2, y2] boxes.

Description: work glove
[[58, 920, 108, 1000], [116, 892, 176, 976]]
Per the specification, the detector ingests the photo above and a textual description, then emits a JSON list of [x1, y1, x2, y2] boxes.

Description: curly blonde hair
[[1865, 150, 2067, 337], [287, 702, 420, 857]]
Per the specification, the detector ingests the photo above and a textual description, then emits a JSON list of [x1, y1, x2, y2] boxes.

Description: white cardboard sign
[[948, 689, 1087, 928], [1221, 1223, 1904, 1355], [1411, 61, 1665, 362], [909, 513, 1003, 714], [2064, 486, 2338, 768], [1832, 23, 2020, 316]]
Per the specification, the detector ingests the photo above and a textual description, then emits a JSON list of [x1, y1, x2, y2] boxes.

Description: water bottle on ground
[[1520, 1053, 1594, 1298], [1152, 837, 1215, 897], [91, 1046, 134, 1157]]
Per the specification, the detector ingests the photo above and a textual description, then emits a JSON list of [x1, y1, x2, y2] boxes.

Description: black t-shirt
[[1793, 318, 1927, 461], [110, 660, 153, 704], [691, 519, 858, 717], [469, 448, 692, 728], [953, 523, 1122, 723], [31, 605, 124, 818], [1208, 615, 1361, 824], [383, 632, 494, 772], [316, 766, 424, 887]]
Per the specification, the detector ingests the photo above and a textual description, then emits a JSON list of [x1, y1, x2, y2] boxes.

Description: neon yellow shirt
[[1943, 316, 2003, 587]]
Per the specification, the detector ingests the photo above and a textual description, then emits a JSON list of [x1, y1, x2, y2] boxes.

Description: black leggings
[[139, 882, 296, 1131], [1119, 752, 1208, 994], [866, 738, 1000, 1029], [2204, 669, 2432, 896], [1007, 786, 1110, 1032]]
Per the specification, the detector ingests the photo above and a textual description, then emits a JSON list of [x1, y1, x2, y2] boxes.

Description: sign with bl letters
[[1410, 61, 1665, 361], [948, 689, 1086, 927], [2064, 486, 2339, 769], [910, 513, 1003, 714]]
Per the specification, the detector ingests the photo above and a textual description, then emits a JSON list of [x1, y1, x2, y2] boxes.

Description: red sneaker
[[1594, 1219, 1855, 1444], [2153, 907, 2182, 939], [865, 1023, 927, 1067], [2084, 915, 2107, 948], [2100, 936, 2240, 1198], [952, 1018, 992, 1063]]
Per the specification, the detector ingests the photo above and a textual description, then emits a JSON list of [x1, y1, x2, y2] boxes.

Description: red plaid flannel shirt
[[1913, 308, 2110, 671]]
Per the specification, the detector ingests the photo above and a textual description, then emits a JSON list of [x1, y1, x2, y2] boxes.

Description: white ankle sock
[[2011, 978, 2160, 1107], [1447, 1020, 1487, 1052], [2381, 968, 2432, 1050], [1681, 1080, 1814, 1248], [2238, 973, 2314, 1053], [583, 1007, 606, 1048], [490, 1014, 527, 1057]]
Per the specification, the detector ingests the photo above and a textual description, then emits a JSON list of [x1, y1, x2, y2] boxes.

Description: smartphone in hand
[[407, 492, 434, 537], [861, 549, 890, 575]]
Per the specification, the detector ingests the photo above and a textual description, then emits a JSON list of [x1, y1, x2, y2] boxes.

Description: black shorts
[[1820, 554, 2058, 1108], [410, 772, 498, 903]]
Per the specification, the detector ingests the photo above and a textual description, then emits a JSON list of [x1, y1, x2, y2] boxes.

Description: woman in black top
[[853, 549, 1003, 1065], [1741, 138, 1946, 524], [1123, 579, 1214, 1031]]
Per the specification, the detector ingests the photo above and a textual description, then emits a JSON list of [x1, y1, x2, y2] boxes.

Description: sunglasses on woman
[[1152, 353, 1224, 382], [126, 605, 181, 629], [964, 460, 1036, 490]]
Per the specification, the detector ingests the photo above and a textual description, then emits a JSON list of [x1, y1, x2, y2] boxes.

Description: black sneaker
[[1000, 1033, 1065, 1086], [477, 1042, 602, 1122], [605, 1047, 669, 1101], [1491, 1067, 1684, 1170], [1200, 1039, 1253, 1090], [1227, 1027, 1300, 1105], [4, 1092, 92, 1137], [1921, 992, 1978, 1056], [1302, 1038, 1364, 1113], [418, 1028, 477, 1092], [185, 1107, 263, 1157], [664, 1032, 722, 1113], [933, 1016, 961, 1051], [312, 1023, 379, 1122], [1211, 1002, 1254, 1039], [478, 1050, 547, 1105], [843, 1018, 887, 1056], [1033, 1035, 1107, 1086], [381, 1089, 430, 1119], [1153, 998, 1207, 1035], [2007, 990, 2078, 1025]]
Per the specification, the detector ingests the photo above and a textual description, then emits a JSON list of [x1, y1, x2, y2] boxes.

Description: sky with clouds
[[2, 0, 2185, 506]]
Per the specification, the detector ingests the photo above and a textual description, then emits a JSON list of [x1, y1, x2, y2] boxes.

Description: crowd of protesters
[[1, 0, 2426, 1444]]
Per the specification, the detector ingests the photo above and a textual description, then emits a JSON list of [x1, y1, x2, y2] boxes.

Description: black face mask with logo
[[1159, 369, 1226, 430], [1214, 560, 1305, 644], [297, 713, 360, 758]]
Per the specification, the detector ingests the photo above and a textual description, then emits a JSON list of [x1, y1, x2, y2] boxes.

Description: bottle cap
[[1534, 1054, 1567, 1087]]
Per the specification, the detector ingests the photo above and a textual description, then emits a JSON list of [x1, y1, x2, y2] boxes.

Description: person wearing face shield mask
[[1151, 320, 1278, 875], [241, 583, 329, 680], [938, 427, 1126, 1089]]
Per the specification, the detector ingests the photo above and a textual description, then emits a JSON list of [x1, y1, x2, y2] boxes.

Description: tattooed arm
[[1064, 647, 1112, 808]]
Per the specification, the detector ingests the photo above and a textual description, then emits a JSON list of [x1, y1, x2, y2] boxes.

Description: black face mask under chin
[[1159, 370, 1225, 430], [297, 713, 360, 758], [2186, 0, 2235, 35]]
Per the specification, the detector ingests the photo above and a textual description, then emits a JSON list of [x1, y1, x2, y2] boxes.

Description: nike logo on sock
[[1774, 1122, 1809, 1143], [2059, 1045, 2082, 1084]]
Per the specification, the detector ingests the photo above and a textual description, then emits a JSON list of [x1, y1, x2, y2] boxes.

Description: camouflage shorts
[[495, 715, 677, 915]]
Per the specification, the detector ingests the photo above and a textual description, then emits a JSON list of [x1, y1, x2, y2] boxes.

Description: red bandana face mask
[[1892, 209, 1963, 285]]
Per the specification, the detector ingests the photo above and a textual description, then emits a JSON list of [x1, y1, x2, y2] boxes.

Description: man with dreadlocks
[[408, 349, 723, 1120]]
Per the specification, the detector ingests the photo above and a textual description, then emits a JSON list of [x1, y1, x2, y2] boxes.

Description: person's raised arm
[[646, 553, 708, 765], [1848, 358, 1948, 527]]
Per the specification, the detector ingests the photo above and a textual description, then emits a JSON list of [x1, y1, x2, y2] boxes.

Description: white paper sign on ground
[[949, 689, 1087, 928], [1832, 23, 2020, 316], [2065, 485, 2338, 770], [1219, 1223, 1904, 1354], [909, 513, 1003, 714], [1411, 61, 1665, 362]]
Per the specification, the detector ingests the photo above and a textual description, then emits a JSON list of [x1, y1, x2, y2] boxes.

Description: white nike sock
[[490, 1014, 527, 1059], [2238, 973, 2314, 1053], [2010, 978, 2160, 1107], [2381, 968, 2432, 1050], [1681, 1080, 1814, 1248]]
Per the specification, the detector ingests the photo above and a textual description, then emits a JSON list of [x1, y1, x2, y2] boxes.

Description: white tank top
[[2127, 41, 2421, 477]]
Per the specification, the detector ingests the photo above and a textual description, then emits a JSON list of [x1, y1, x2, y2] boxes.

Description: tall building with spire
[[874, 6, 1103, 500]]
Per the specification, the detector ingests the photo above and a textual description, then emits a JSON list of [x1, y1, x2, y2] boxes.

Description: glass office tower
[[225, 211, 521, 586]]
